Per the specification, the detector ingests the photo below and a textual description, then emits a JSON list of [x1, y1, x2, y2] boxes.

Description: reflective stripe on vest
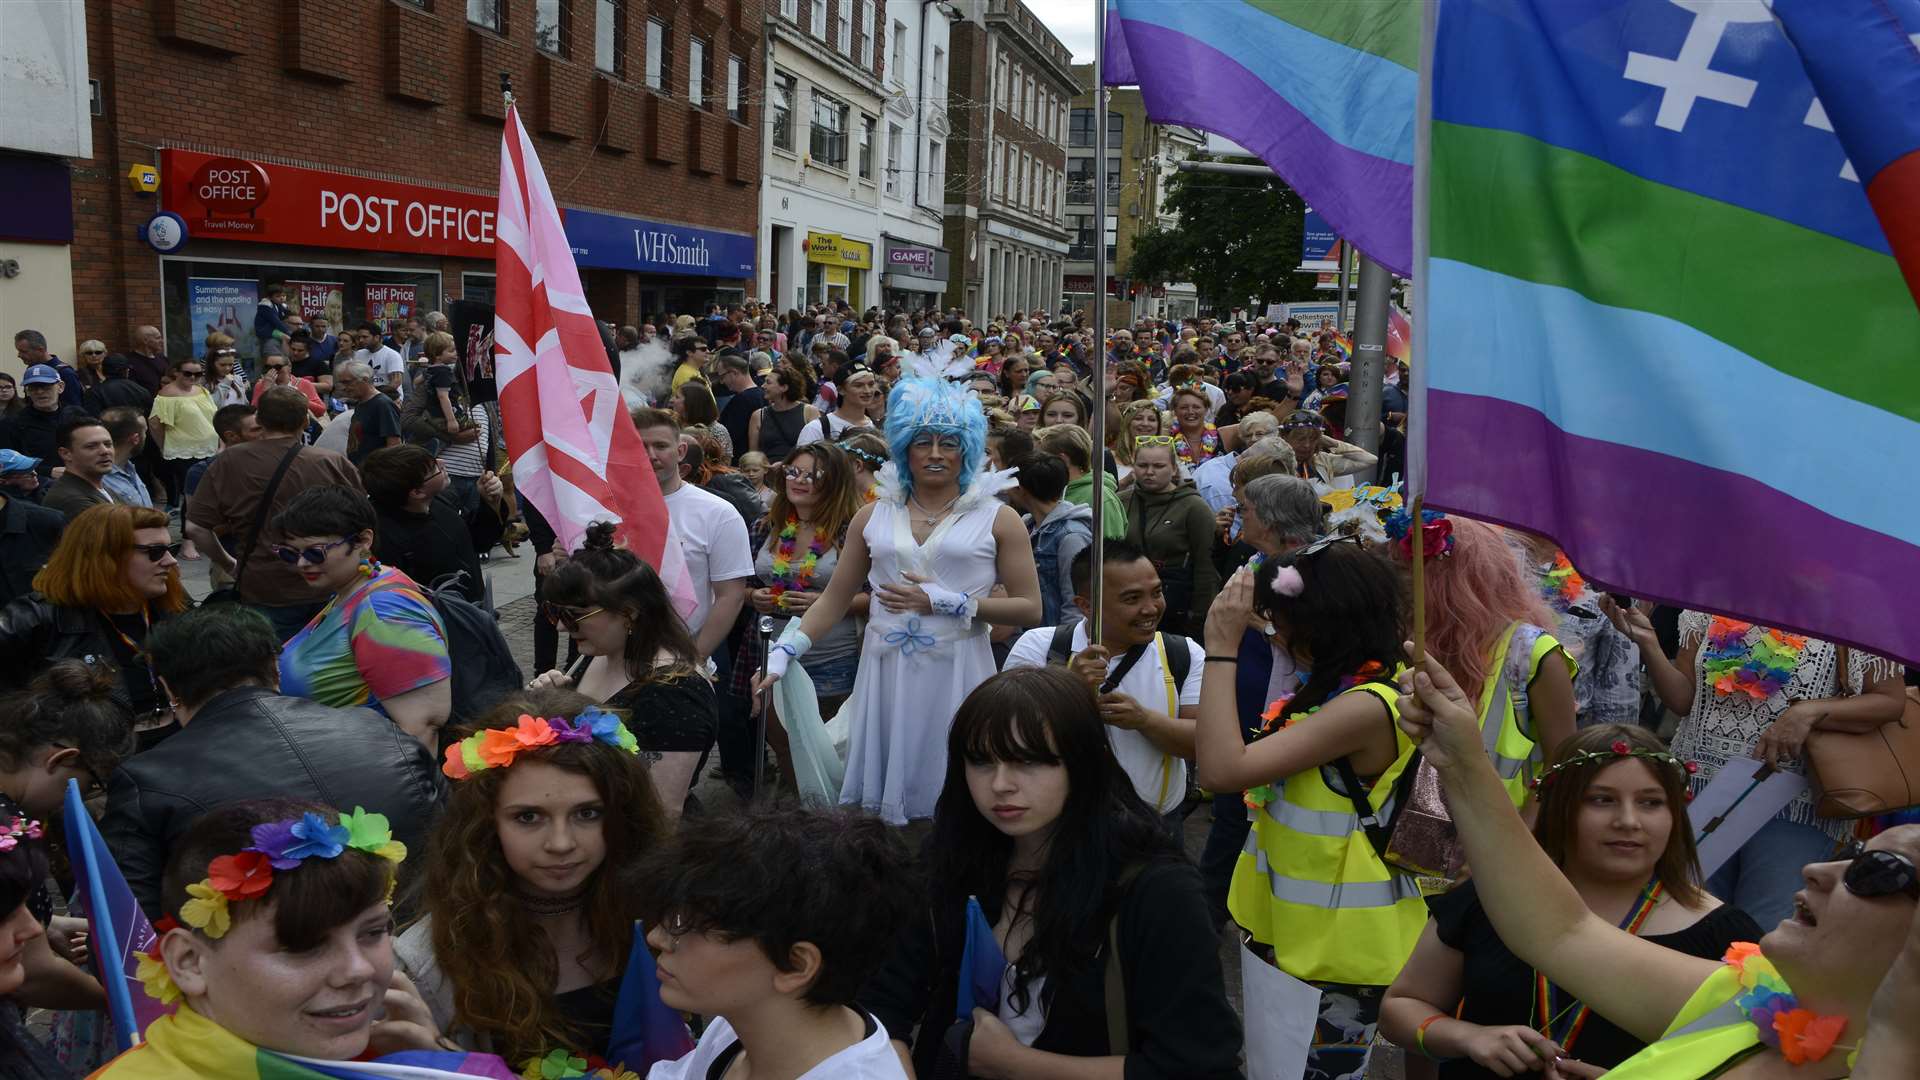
[[1477, 622, 1555, 807], [1601, 967, 1762, 1080], [1239, 834, 1426, 907]]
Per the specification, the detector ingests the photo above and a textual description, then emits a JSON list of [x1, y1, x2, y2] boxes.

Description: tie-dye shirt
[[278, 565, 450, 715]]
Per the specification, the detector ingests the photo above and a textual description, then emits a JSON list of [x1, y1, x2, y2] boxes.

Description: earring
[[359, 555, 380, 578]]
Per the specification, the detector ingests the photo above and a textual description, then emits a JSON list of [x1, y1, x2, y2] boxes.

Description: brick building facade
[[75, 0, 767, 362]]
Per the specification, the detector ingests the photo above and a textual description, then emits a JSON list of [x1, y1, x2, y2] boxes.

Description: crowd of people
[[0, 297, 1915, 1080]]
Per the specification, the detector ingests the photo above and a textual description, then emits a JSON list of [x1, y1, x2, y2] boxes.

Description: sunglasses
[[179, 369, 207, 378], [1844, 849, 1919, 901], [1286, 533, 1363, 560], [540, 603, 606, 632], [82, 349, 106, 356], [1134, 434, 1176, 448], [264, 363, 288, 371], [272, 537, 354, 565], [134, 542, 182, 563], [784, 466, 826, 482]]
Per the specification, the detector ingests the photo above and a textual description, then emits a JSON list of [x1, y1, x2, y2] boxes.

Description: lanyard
[[1533, 879, 1663, 1055], [100, 605, 157, 698]]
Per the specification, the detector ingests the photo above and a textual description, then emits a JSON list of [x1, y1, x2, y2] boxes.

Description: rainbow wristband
[[1414, 1014, 1448, 1061]]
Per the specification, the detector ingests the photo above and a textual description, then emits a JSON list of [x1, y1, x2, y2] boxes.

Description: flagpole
[[1088, 0, 1109, 646]]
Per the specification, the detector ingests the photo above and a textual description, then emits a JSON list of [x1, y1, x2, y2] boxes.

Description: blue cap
[[0, 449, 40, 473], [20, 364, 60, 386]]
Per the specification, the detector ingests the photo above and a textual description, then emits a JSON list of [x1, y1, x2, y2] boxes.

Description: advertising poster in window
[[186, 277, 259, 360], [286, 280, 345, 328], [364, 283, 418, 336]]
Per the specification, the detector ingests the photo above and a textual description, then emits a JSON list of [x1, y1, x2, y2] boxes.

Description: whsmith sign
[[564, 208, 754, 278]]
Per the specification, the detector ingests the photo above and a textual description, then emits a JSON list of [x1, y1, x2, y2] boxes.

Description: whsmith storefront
[[151, 149, 752, 359]]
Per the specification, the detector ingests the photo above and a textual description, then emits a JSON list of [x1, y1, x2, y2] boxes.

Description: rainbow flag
[[88, 1002, 518, 1078], [65, 779, 172, 1050], [1103, 0, 1415, 275], [1415, 0, 1920, 664]]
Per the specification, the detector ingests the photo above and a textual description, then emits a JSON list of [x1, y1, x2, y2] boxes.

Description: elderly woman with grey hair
[[1196, 471, 1327, 926]]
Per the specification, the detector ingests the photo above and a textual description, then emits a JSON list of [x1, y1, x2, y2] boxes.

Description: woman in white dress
[[758, 343, 1041, 824]]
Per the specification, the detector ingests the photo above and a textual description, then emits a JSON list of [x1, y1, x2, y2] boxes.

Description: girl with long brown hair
[[397, 690, 669, 1071], [1381, 725, 1759, 1077]]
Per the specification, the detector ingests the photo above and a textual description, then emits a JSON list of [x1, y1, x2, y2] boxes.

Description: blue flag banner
[[954, 896, 1007, 1020], [64, 778, 172, 1051], [604, 921, 695, 1070]]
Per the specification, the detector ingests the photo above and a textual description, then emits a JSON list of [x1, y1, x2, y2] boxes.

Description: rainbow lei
[[174, 808, 406, 941], [1723, 943, 1849, 1066], [1703, 618, 1807, 700], [1173, 422, 1220, 466], [520, 1049, 641, 1080], [442, 708, 639, 780], [768, 517, 830, 603], [1539, 551, 1586, 608], [1244, 662, 1388, 811]]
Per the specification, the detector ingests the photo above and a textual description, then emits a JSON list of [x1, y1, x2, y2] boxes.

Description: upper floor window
[[645, 20, 670, 90], [689, 38, 709, 106], [468, 0, 503, 33], [595, 0, 624, 75], [536, 0, 569, 55]]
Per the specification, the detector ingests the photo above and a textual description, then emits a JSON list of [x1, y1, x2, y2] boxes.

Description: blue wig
[[884, 374, 986, 502]]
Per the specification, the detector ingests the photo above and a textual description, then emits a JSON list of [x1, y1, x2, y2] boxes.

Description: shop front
[[564, 208, 755, 322], [880, 236, 950, 312], [805, 232, 873, 310]]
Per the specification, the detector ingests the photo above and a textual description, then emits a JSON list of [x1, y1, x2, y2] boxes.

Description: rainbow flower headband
[[1529, 739, 1698, 800], [173, 808, 406, 940], [442, 708, 639, 780], [1384, 507, 1455, 559]]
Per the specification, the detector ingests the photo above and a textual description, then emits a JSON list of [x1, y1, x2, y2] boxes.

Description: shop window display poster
[[187, 277, 260, 361], [365, 283, 418, 337], [287, 280, 346, 328]]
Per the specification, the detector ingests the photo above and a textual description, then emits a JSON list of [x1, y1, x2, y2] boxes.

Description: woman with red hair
[[0, 504, 189, 740], [1387, 511, 1576, 807]]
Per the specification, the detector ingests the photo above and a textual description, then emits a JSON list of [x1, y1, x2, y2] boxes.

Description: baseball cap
[[0, 449, 40, 474], [21, 364, 61, 386]]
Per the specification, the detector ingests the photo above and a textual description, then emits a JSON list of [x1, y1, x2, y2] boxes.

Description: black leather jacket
[[100, 686, 445, 919], [0, 593, 171, 720]]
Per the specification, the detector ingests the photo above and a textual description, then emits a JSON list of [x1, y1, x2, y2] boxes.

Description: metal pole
[[752, 615, 774, 799], [1088, 0, 1108, 646], [1346, 254, 1391, 467], [1336, 241, 1352, 331]]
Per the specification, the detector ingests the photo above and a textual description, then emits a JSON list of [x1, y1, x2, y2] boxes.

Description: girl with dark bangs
[[397, 690, 670, 1072], [93, 798, 439, 1076], [1382, 725, 1759, 1076], [1195, 543, 1423, 1080], [859, 666, 1242, 1079]]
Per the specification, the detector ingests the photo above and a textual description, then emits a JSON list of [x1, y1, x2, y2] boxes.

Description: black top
[[373, 489, 503, 603], [756, 402, 807, 464], [604, 673, 719, 757], [1429, 881, 1762, 1076], [717, 385, 765, 463], [0, 496, 63, 607], [552, 975, 623, 1060], [349, 392, 403, 466]]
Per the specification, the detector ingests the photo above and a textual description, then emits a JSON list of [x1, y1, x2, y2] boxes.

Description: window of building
[[468, 0, 503, 32], [997, 57, 1010, 108], [1068, 213, 1094, 260], [858, 114, 876, 179], [932, 45, 946, 94], [993, 140, 1005, 200], [885, 122, 903, 197], [811, 91, 849, 168], [1066, 156, 1092, 203], [771, 71, 796, 151], [1014, 153, 1026, 208], [928, 139, 943, 197], [890, 22, 907, 82], [1069, 107, 1094, 147], [1108, 113, 1125, 147], [595, 0, 623, 74], [645, 19, 669, 90], [689, 37, 708, 106], [781, 0, 798, 17], [810, 0, 827, 38], [859, 0, 875, 67], [1024, 74, 1035, 126], [727, 55, 747, 121], [1105, 216, 1118, 260], [1107, 155, 1121, 199], [536, 0, 568, 55], [836, 0, 852, 53]]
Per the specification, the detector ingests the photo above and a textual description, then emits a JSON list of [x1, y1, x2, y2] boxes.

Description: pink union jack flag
[[495, 103, 695, 617]]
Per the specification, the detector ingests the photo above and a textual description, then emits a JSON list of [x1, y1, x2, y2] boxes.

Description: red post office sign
[[159, 149, 497, 259]]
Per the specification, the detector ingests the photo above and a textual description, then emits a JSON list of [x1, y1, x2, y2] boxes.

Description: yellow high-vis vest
[[1601, 965, 1761, 1078], [1228, 681, 1428, 987], [1478, 622, 1576, 808]]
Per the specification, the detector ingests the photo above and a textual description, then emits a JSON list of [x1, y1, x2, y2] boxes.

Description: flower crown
[[0, 816, 44, 852], [176, 807, 406, 940], [1529, 739, 1699, 800], [442, 708, 639, 780], [1383, 507, 1455, 559]]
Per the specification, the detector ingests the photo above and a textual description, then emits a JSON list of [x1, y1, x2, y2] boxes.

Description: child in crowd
[[737, 450, 772, 509]]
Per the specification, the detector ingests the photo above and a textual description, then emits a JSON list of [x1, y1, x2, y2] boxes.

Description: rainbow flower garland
[[1244, 661, 1388, 811], [520, 1049, 641, 1080], [1173, 422, 1220, 466], [768, 517, 830, 604], [443, 708, 639, 780], [1703, 618, 1807, 701], [1723, 943, 1851, 1066], [1539, 551, 1586, 608]]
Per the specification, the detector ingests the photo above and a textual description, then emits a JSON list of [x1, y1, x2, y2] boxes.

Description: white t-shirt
[[1153, 380, 1227, 422], [1005, 623, 1203, 813], [662, 481, 754, 641], [355, 345, 407, 399], [647, 1013, 908, 1080]]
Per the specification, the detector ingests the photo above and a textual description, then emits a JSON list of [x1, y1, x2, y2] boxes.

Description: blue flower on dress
[[883, 617, 939, 657]]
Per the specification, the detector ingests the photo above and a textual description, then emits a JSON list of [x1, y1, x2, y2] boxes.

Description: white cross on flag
[[494, 102, 695, 617]]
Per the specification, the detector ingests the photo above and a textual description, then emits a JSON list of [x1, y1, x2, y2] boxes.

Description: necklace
[[1533, 880, 1663, 1055], [1172, 422, 1219, 466], [768, 516, 830, 603], [1703, 617, 1808, 700], [1722, 942, 1852, 1066], [514, 882, 590, 916], [909, 493, 960, 527]]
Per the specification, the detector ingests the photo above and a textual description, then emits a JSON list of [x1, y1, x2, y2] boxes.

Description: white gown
[[839, 485, 1005, 824]]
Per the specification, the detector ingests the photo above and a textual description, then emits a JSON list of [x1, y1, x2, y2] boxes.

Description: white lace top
[[1668, 611, 1903, 839]]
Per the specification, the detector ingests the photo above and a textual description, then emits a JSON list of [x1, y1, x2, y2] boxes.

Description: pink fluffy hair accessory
[[1270, 564, 1306, 597]]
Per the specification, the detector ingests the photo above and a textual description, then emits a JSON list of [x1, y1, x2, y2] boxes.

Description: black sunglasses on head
[[1845, 848, 1919, 901]]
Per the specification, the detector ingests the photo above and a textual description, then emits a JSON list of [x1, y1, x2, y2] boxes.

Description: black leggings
[[164, 456, 209, 511]]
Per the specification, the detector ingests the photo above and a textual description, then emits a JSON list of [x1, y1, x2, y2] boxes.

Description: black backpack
[[1045, 624, 1192, 692], [427, 576, 523, 727]]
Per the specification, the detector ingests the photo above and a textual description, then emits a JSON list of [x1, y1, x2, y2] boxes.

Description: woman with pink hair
[[1385, 510, 1576, 807]]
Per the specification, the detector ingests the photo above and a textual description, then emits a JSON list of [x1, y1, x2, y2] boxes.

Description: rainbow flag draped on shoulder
[[1103, 0, 1416, 275], [1414, 0, 1920, 664]]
